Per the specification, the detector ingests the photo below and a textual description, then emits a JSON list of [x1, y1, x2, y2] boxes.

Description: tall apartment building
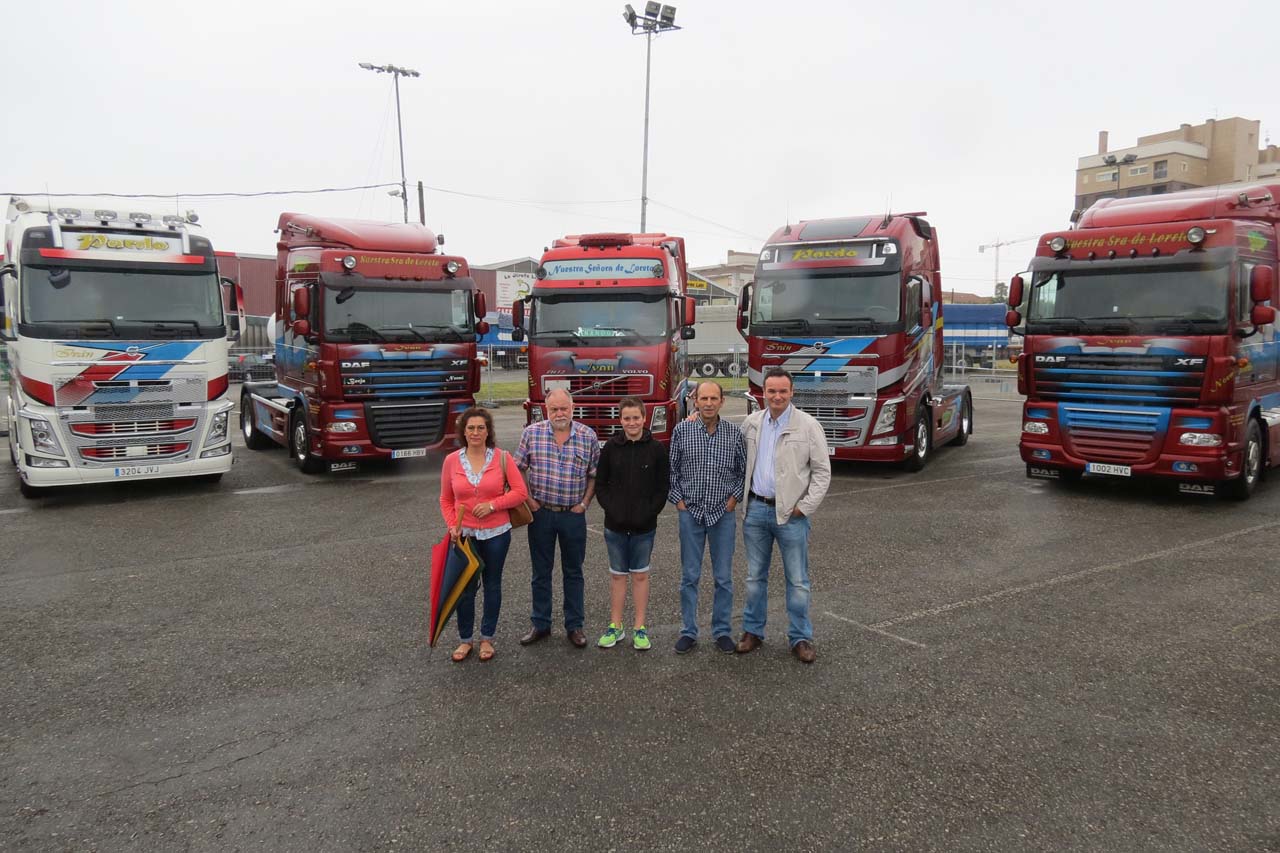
[[1075, 117, 1280, 211]]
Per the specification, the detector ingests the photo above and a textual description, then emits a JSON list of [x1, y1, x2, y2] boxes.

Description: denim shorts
[[604, 528, 656, 575]]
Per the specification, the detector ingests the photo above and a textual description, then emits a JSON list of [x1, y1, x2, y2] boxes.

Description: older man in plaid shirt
[[515, 388, 600, 648], [668, 380, 746, 655]]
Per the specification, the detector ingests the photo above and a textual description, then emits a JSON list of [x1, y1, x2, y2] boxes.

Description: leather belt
[[749, 491, 776, 506], [540, 503, 575, 512]]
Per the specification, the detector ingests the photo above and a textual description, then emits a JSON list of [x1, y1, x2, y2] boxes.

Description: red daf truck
[[1008, 182, 1280, 499], [239, 214, 487, 473], [510, 233, 696, 442], [736, 214, 971, 469]]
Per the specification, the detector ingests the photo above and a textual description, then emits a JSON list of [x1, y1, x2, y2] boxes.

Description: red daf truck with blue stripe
[[736, 214, 971, 469], [3, 197, 236, 498], [239, 214, 487, 473], [1007, 182, 1280, 499]]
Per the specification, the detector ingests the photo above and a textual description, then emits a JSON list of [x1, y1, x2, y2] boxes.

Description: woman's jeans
[[453, 530, 513, 642]]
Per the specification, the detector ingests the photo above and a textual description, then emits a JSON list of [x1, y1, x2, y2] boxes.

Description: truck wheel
[[1222, 419, 1263, 502], [18, 475, 46, 500], [696, 359, 718, 378], [290, 412, 324, 475], [903, 409, 932, 472], [724, 359, 743, 378], [241, 394, 273, 450], [949, 393, 972, 446], [197, 473, 224, 485]]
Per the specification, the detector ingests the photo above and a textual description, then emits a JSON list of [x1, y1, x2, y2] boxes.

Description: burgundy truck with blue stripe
[[736, 214, 972, 469], [510, 233, 696, 442], [3, 197, 235, 498], [1007, 181, 1280, 499], [239, 214, 487, 473]]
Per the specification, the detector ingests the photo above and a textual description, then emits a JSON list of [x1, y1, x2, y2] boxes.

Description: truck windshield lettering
[[21, 266, 224, 339], [751, 271, 901, 329], [542, 259, 664, 280], [1027, 265, 1229, 333]]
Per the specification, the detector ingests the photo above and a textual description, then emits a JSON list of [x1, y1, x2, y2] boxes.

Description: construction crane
[[978, 235, 1040, 301]]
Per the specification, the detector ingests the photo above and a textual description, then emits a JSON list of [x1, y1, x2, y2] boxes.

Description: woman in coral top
[[439, 406, 529, 662]]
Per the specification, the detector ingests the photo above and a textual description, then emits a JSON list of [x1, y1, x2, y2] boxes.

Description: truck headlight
[[650, 406, 668, 433], [1023, 422, 1050, 435], [25, 417, 64, 454], [872, 402, 899, 436], [530, 406, 544, 422], [208, 410, 230, 443], [326, 421, 358, 433], [1179, 432, 1222, 446]]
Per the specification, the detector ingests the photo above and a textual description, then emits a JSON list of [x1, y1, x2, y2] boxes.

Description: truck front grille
[[365, 402, 447, 449]]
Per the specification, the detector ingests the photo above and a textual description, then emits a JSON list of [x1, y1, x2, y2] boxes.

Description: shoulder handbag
[[500, 450, 535, 528]]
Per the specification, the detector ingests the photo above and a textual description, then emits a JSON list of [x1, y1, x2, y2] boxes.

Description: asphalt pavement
[[1, 393, 1278, 851]]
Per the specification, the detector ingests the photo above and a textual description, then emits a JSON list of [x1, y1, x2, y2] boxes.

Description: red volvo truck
[[1008, 182, 1280, 499], [736, 214, 971, 469], [511, 232, 696, 442], [240, 213, 487, 473]]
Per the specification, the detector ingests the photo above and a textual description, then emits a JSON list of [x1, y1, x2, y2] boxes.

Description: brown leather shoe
[[519, 627, 551, 646], [791, 640, 816, 664], [567, 629, 587, 648], [736, 632, 763, 654]]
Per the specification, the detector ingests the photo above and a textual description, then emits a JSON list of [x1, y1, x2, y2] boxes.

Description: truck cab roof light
[[1186, 226, 1207, 245], [129, 212, 152, 224], [445, 260, 461, 275], [162, 215, 185, 228], [1048, 236, 1068, 254], [341, 255, 357, 271], [94, 209, 118, 223], [56, 207, 81, 221], [880, 243, 897, 255]]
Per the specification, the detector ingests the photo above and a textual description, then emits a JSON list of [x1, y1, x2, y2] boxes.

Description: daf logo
[[1034, 355, 1067, 363], [1178, 483, 1216, 495], [340, 361, 370, 369], [1175, 357, 1205, 367]]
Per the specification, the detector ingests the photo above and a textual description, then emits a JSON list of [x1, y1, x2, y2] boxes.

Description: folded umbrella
[[428, 508, 484, 647]]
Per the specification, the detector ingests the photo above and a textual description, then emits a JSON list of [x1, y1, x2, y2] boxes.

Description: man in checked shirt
[[515, 388, 600, 648], [668, 381, 746, 655]]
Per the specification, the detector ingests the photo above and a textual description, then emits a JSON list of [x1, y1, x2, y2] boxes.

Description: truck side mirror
[[476, 320, 491, 336], [292, 287, 311, 319], [291, 319, 311, 338], [474, 291, 488, 319], [1251, 305, 1275, 327], [737, 283, 753, 332], [680, 326, 696, 340], [1006, 309, 1022, 328], [511, 299, 525, 342], [683, 295, 697, 327], [1008, 275, 1024, 308], [1250, 265, 1274, 304]]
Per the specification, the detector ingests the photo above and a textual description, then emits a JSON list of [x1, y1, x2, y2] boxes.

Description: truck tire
[[1222, 418, 1263, 502], [903, 408, 932, 472], [290, 411, 324, 475], [18, 475, 46, 500], [949, 393, 972, 446], [197, 473, 224, 485], [696, 359, 718, 378], [240, 394, 273, 450], [724, 359, 743, 378]]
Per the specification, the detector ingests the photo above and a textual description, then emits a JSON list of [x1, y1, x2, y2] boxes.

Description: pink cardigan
[[439, 449, 529, 531]]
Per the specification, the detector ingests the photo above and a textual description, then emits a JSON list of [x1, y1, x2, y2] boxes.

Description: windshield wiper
[[383, 324, 465, 343], [330, 324, 387, 342], [534, 328, 590, 344], [756, 318, 811, 332], [141, 319, 201, 337], [73, 318, 119, 336]]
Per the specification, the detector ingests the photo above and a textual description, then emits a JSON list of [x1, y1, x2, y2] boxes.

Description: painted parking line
[[869, 519, 1280, 630], [823, 611, 928, 648]]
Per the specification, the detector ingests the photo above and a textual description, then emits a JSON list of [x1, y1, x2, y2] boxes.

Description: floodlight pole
[[360, 62, 420, 223], [625, 7, 681, 233]]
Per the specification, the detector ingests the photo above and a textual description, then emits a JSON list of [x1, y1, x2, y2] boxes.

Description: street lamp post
[[359, 62, 421, 224], [623, 3, 681, 232], [1102, 152, 1137, 202]]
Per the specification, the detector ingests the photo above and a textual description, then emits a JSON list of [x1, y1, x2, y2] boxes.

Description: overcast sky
[[6, 1, 1277, 295]]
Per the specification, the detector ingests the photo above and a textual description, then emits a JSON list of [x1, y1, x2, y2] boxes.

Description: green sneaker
[[632, 626, 651, 651], [597, 623, 625, 649]]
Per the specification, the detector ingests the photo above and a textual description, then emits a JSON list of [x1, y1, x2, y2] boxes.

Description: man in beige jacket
[[737, 367, 831, 663]]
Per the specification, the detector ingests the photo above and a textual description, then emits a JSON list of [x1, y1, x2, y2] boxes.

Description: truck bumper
[[17, 448, 233, 489], [1020, 441, 1241, 482]]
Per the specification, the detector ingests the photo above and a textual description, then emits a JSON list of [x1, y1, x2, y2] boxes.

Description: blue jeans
[[452, 531, 513, 642], [604, 528, 656, 575], [678, 509, 736, 639], [741, 499, 813, 646], [527, 508, 588, 632]]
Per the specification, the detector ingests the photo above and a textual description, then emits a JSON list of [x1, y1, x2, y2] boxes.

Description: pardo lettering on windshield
[[76, 234, 171, 252]]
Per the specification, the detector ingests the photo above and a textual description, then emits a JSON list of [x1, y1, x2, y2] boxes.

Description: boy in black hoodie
[[594, 397, 670, 650]]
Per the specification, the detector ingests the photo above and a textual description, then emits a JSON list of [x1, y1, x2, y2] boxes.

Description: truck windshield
[[1026, 264, 1230, 334], [531, 291, 669, 345], [752, 271, 901, 331], [21, 265, 224, 338], [324, 287, 474, 343]]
